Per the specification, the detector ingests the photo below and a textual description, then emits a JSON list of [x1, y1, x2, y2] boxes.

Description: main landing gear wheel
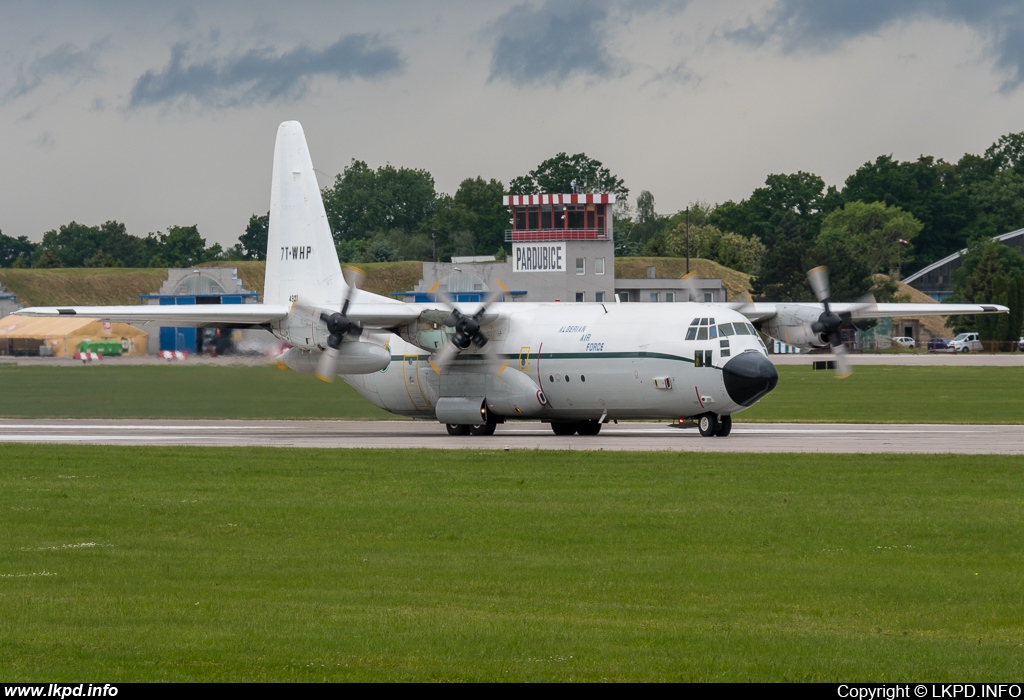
[[470, 419, 497, 436], [576, 420, 602, 436], [715, 414, 732, 437], [698, 413, 719, 437], [446, 424, 470, 436], [550, 422, 578, 436]]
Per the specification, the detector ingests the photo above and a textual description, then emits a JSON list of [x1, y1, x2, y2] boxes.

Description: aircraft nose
[[722, 352, 778, 406]]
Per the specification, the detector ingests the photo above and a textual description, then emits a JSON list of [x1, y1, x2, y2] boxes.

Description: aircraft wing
[[14, 304, 291, 327], [736, 302, 1009, 321], [14, 299, 493, 332]]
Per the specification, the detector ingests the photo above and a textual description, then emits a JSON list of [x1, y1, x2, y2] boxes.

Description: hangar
[[904, 227, 1024, 301]]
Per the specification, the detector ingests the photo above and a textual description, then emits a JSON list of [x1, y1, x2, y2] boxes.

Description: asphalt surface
[[2, 419, 1021, 454]]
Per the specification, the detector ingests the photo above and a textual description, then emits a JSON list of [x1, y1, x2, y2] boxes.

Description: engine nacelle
[[435, 396, 488, 425], [276, 343, 390, 376], [763, 304, 830, 350]]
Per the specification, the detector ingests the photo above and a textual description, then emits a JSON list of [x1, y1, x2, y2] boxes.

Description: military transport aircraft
[[16, 122, 1008, 438]]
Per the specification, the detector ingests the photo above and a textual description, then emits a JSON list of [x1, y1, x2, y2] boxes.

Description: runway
[[2, 418, 1021, 454]]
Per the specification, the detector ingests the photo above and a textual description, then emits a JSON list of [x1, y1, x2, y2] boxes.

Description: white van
[[950, 332, 983, 353]]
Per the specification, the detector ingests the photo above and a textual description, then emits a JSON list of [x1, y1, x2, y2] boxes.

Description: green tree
[[157, 225, 218, 268], [983, 132, 1024, 177], [818, 201, 923, 276], [964, 170, 1024, 240], [627, 190, 666, 252], [751, 233, 874, 303], [35, 221, 104, 267], [97, 221, 143, 267], [238, 213, 269, 261], [710, 172, 839, 248], [0, 230, 38, 268], [841, 155, 971, 271], [508, 152, 628, 199], [321, 160, 437, 243], [452, 177, 507, 254], [750, 240, 811, 301]]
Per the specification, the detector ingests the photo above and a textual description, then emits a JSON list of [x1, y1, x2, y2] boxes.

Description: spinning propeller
[[429, 280, 510, 375], [315, 266, 366, 383], [806, 266, 876, 379]]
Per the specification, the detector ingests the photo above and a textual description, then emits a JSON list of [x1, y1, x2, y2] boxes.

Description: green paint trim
[[391, 351, 697, 365]]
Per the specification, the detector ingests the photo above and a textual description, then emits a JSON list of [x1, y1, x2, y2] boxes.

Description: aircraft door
[[402, 353, 432, 409]]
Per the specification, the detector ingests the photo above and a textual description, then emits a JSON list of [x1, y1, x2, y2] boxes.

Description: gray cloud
[[728, 0, 1024, 91], [129, 34, 404, 109], [487, 0, 691, 87], [488, 0, 623, 86], [5, 41, 106, 103]]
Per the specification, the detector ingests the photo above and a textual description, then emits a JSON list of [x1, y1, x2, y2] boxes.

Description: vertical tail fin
[[263, 121, 345, 308]]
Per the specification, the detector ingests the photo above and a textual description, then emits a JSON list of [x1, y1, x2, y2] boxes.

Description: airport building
[[140, 267, 260, 354], [401, 193, 727, 304]]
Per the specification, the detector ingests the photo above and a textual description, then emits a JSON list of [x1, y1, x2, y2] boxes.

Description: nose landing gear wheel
[[715, 414, 732, 437], [698, 413, 719, 437]]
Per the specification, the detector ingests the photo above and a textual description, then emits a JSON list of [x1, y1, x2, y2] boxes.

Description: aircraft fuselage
[[342, 301, 778, 423]]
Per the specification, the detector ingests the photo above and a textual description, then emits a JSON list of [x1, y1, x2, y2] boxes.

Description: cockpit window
[[696, 327, 708, 340], [719, 322, 734, 336], [685, 327, 697, 340], [733, 323, 751, 336]]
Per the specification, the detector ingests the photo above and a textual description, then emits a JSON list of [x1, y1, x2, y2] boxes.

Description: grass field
[[1, 363, 1022, 423], [2, 446, 1023, 681]]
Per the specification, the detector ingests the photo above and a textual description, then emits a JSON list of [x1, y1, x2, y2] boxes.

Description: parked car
[[950, 332, 983, 353], [891, 336, 916, 349], [927, 337, 951, 352], [1019, 337, 1024, 352]]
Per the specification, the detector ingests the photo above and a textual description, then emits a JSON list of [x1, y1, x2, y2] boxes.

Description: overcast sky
[[3, 0, 1024, 248]]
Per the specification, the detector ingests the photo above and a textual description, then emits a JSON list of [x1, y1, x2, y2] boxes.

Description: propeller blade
[[315, 345, 339, 383], [340, 266, 366, 315], [480, 339, 509, 375], [734, 289, 756, 316], [832, 342, 851, 379], [850, 292, 878, 320], [681, 272, 701, 302], [807, 266, 830, 303], [429, 342, 461, 375]]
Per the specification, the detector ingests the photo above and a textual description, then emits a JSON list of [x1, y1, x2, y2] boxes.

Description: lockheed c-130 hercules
[[16, 122, 1008, 437]]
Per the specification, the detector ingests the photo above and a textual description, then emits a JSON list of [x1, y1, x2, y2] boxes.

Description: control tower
[[504, 193, 616, 302]]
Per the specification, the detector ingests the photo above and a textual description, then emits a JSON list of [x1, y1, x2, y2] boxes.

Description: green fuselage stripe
[[393, 351, 696, 365]]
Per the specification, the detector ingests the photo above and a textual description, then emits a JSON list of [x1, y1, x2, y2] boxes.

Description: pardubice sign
[[512, 242, 565, 273]]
